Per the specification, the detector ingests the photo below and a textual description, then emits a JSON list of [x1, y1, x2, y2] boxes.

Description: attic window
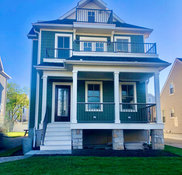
[[169, 83, 174, 95]]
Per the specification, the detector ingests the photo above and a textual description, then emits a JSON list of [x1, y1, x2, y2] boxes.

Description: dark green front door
[[55, 85, 70, 122]]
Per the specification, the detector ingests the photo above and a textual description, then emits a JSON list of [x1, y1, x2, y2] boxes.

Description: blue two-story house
[[28, 0, 170, 153]]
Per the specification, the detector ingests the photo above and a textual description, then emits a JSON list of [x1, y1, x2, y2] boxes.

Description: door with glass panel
[[55, 85, 70, 122]]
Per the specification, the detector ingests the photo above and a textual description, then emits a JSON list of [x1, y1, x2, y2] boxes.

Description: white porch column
[[72, 70, 78, 123], [114, 71, 120, 123], [40, 75, 48, 128], [154, 72, 162, 123]]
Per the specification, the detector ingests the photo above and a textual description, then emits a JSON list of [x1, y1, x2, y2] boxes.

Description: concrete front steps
[[40, 123, 72, 152]]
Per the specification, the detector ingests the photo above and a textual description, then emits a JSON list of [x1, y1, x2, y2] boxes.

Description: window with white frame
[[80, 37, 107, 52], [120, 82, 137, 112], [85, 82, 103, 111], [114, 36, 131, 53], [55, 34, 72, 59], [169, 83, 174, 95]]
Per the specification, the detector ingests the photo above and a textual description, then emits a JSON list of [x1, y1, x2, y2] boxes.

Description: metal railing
[[76, 8, 113, 24], [74, 40, 157, 54], [77, 102, 115, 123], [41, 109, 49, 146], [46, 48, 72, 59], [120, 103, 156, 123]]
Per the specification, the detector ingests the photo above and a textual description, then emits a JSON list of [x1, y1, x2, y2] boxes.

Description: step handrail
[[41, 108, 49, 145]]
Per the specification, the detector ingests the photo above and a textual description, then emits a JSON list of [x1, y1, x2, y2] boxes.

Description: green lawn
[[5, 132, 24, 138], [0, 146, 181, 175]]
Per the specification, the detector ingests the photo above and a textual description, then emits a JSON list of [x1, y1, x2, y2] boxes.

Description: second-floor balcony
[[76, 8, 113, 24], [45, 41, 157, 59]]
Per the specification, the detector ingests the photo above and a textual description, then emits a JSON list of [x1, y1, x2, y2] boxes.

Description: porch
[[39, 69, 162, 127]]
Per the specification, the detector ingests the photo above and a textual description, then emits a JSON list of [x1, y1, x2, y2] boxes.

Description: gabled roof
[[0, 57, 11, 80], [59, 0, 124, 23], [161, 58, 181, 95]]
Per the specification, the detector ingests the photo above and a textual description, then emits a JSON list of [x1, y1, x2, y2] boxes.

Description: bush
[[0, 128, 5, 150]]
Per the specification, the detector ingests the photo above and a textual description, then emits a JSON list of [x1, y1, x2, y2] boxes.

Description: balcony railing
[[74, 41, 157, 54], [76, 8, 113, 24], [120, 103, 156, 123], [77, 102, 115, 123], [45, 42, 157, 59], [46, 48, 72, 59], [77, 102, 156, 123]]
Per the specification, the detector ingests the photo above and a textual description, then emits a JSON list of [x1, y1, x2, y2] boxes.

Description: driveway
[[165, 138, 182, 148]]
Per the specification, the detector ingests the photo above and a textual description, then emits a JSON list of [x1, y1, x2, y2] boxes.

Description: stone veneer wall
[[72, 129, 83, 149], [151, 129, 164, 150], [112, 129, 124, 150]]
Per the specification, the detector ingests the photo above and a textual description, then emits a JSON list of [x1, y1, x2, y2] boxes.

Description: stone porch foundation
[[151, 129, 164, 150], [72, 129, 83, 149], [112, 129, 124, 150]]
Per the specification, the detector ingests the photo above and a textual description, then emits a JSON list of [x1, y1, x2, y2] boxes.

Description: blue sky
[[0, 0, 182, 94]]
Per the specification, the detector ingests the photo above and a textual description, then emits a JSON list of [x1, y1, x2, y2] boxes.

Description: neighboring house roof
[[161, 58, 182, 95], [0, 57, 11, 80]]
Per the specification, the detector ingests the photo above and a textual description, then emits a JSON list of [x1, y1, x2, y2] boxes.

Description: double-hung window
[[115, 36, 131, 53], [55, 34, 72, 59], [86, 82, 103, 111], [120, 82, 137, 112], [96, 42, 104, 52]]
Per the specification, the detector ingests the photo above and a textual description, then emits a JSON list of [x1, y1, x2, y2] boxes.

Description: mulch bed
[[34, 149, 179, 157], [71, 149, 179, 157]]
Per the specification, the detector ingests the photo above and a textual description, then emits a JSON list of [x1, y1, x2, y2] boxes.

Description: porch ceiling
[[78, 72, 153, 81]]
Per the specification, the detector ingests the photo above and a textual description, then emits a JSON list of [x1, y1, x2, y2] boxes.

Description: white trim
[[43, 58, 65, 63], [85, 81, 103, 112], [114, 36, 131, 53], [73, 65, 159, 73], [54, 33, 73, 59], [120, 82, 137, 112], [70, 123, 164, 130], [73, 51, 158, 58], [52, 82, 73, 123]]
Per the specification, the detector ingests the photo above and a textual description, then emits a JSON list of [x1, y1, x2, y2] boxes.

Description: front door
[[55, 85, 70, 122]]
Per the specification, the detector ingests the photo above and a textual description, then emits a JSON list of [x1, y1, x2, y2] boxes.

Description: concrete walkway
[[165, 138, 182, 149], [0, 155, 32, 164]]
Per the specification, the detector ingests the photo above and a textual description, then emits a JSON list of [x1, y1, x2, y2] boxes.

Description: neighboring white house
[[0, 57, 11, 128]]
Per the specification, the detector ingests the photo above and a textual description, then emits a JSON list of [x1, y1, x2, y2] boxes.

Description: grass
[[165, 145, 182, 156], [5, 132, 24, 138], [0, 146, 22, 157], [0, 146, 181, 175]]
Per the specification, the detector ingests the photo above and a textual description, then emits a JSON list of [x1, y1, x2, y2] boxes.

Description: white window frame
[[169, 82, 175, 95], [55, 33, 73, 58], [85, 81, 103, 112], [114, 36, 131, 53], [120, 82, 137, 112], [80, 37, 107, 52], [170, 108, 175, 118]]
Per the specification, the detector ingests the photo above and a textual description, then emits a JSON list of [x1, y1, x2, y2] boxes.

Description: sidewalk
[[165, 138, 182, 149], [0, 155, 31, 164]]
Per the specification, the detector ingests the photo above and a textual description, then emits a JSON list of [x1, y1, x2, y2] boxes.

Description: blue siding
[[29, 40, 38, 129]]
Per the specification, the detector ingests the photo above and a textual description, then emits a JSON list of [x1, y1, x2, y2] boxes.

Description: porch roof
[[67, 56, 169, 64]]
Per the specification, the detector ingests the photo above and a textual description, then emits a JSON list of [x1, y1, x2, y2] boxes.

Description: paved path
[[0, 155, 32, 164], [165, 138, 182, 148]]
